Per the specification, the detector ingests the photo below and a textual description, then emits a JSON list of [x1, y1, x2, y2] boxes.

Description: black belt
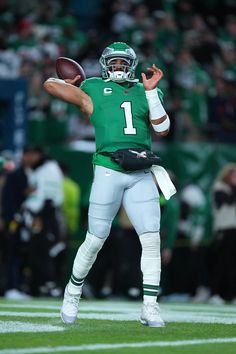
[[98, 149, 160, 171]]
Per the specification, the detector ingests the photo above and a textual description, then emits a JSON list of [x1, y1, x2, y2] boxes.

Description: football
[[56, 57, 86, 85]]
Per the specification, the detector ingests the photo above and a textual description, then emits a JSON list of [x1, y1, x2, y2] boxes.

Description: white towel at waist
[[151, 165, 176, 200]]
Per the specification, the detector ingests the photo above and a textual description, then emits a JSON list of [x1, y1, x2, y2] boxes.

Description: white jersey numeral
[[121, 101, 137, 135]]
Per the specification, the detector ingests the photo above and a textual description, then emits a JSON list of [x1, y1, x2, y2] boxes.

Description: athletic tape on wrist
[[152, 115, 170, 132], [48, 78, 66, 84], [145, 89, 166, 120]]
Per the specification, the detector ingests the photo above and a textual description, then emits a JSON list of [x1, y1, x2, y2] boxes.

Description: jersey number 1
[[121, 102, 137, 135]]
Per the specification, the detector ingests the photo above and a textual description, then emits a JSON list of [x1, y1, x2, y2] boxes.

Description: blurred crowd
[[0, 0, 236, 303], [0, 0, 236, 144]]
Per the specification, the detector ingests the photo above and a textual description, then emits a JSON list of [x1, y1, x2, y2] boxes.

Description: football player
[[44, 42, 170, 327]]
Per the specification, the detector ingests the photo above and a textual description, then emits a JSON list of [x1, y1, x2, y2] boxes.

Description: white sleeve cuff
[[152, 115, 170, 132]]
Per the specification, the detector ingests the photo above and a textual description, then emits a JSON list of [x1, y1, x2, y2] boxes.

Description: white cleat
[[60, 285, 81, 324], [4, 289, 31, 300], [140, 302, 165, 327], [208, 294, 225, 305]]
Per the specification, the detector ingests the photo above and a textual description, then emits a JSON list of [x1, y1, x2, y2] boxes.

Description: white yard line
[[0, 311, 60, 318], [77, 301, 236, 314], [161, 303, 236, 313], [0, 302, 60, 310], [0, 303, 129, 313], [0, 301, 235, 314], [0, 338, 236, 354], [1, 310, 236, 324], [0, 321, 64, 333], [0, 301, 236, 327]]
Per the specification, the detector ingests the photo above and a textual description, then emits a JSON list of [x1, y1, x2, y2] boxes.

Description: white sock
[[139, 232, 161, 303]]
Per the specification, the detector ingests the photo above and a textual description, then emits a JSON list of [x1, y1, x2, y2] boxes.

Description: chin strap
[[104, 78, 139, 83]]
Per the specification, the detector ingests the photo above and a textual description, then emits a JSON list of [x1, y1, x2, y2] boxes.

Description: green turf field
[[0, 298, 236, 354]]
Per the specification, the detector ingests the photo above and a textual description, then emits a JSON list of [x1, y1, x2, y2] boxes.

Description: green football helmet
[[99, 42, 138, 82]]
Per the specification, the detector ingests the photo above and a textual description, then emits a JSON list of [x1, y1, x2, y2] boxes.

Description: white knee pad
[[73, 231, 106, 279], [139, 232, 161, 285]]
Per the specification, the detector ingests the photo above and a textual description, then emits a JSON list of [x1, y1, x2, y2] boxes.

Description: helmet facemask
[[106, 57, 133, 82], [99, 42, 138, 83]]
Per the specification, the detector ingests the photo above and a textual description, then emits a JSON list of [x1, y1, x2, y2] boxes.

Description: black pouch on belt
[[100, 148, 160, 171]]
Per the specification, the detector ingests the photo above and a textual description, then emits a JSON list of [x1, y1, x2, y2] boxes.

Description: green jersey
[[80, 78, 163, 171]]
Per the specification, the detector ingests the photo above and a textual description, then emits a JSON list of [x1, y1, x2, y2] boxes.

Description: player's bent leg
[[61, 166, 125, 324], [61, 232, 106, 324], [139, 232, 165, 327]]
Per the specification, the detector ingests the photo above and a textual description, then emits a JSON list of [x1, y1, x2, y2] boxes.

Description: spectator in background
[[221, 47, 236, 76], [68, 0, 103, 31], [0, 155, 16, 296], [208, 73, 236, 143], [164, 183, 208, 301], [173, 49, 211, 141], [57, 16, 88, 59], [218, 15, 236, 49], [153, 12, 182, 66], [0, 31, 20, 78], [190, 29, 221, 71], [23, 146, 65, 296], [9, 19, 37, 59], [108, 0, 133, 36], [79, 31, 101, 78], [175, 0, 195, 30], [209, 163, 236, 304], [27, 71, 50, 122], [1, 147, 36, 299], [120, 2, 152, 47], [180, 183, 209, 300]]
